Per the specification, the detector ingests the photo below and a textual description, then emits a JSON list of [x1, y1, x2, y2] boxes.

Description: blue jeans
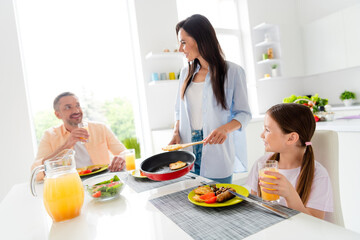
[[191, 129, 203, 175], [191, 129, 232, 184]]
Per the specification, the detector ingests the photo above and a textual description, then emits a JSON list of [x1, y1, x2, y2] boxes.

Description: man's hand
[[108, 156, 126, 172], [64, 128, 89, 148]]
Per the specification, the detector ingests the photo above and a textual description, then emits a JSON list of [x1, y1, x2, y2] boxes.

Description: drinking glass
[[78, 121, 89, 144], [258, 160, 280, 202], [119, 149, 136, 171]]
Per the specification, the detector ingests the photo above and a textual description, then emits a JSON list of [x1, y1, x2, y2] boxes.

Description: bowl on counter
[[83, 171, 128, 201], [316, 112, 335, 121]]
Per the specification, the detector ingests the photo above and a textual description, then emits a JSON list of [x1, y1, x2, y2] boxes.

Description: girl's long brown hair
[[176, 14, 228, 110], [260, 103, 316, 205]]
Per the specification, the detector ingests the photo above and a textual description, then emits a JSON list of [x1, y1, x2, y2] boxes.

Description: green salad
[[86, 175, 123, 199]]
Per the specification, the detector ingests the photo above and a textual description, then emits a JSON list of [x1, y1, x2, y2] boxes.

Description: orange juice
[[79, 126, 89, 142], [259, 168, 279, 202], [125, 154, 136, 171], [43, 172, 84, 222]]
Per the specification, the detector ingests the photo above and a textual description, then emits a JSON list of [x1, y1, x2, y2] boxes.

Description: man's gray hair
[[53, 92, 76, 110]]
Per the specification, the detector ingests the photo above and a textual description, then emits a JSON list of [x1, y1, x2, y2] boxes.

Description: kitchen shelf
[[253, 22, 275, 31], [148, 80, 179, 86], [257, 59, 280, 65], [253, 23, 282, 81], [258, 76, 283, 82], [255, 41, 279, 48], [145, 52, 184, 60]]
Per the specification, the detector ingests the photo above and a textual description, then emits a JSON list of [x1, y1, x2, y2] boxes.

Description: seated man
[[32, 92, 126, 180]]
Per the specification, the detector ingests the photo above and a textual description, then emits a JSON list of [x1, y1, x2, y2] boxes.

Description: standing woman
[[169, 14, 252, 183]]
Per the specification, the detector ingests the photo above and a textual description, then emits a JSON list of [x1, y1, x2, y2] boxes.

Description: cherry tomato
[[205, 196, 217, 204], [200, 192, 215, 200], [79, 169, 91, 175], [92, 191, 101, 198], [314, 115, 320, 122]]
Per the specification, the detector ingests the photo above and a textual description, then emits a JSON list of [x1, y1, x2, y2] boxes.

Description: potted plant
[[271, 64, 278, 77], [122, 137, 141, 159], [339, 90, 356, 107]]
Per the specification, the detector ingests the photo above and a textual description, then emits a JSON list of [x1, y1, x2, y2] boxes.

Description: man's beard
[[66, 114, 82, 127]]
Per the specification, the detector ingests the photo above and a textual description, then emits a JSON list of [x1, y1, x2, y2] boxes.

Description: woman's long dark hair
[[176, 14, 228, 109], [263, 103, 316, 205]]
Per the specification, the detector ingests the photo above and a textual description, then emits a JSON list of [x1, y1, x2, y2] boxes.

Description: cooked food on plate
[[192, 185, 236, 204], [169, 161, 187, 170], [77, 165, 107, 175], [194, 185, 213, 195]]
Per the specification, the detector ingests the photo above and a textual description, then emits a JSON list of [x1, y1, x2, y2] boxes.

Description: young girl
[[246, 103, 333, 219]]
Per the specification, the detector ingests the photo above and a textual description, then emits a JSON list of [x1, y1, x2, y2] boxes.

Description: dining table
[[0, 169, 359, 240]]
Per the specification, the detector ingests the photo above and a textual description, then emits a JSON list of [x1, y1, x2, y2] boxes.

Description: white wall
[[133, 0, 181, 132], [0, 0, 36, 202]]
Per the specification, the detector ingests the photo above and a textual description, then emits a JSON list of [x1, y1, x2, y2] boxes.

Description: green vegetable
[[282, 93, 328, 113], [86, 175, 123, 199], [94, 175, 120, 186]]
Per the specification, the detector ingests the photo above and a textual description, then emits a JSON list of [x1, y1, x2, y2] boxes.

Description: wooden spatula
[[162, 140, 204, 151]]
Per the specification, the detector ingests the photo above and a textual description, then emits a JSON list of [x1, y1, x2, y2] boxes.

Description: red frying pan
[[140, 151, 196, 181]]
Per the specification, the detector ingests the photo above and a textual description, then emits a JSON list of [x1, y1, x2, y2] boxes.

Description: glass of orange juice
[[258, 160, 280, 202], [119, 149, 136, 171], [30, 149, 84, 222], [78, 121, 89, 144]]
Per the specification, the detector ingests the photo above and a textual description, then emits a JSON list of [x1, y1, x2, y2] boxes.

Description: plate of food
[[131, 169, 147, 178], [77, 164, 108, 177], [188, 183, 249, 207]]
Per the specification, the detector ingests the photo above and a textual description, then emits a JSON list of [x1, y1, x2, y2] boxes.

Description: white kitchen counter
[[316, 118, 360, 132], [1, 177, 359, 240]]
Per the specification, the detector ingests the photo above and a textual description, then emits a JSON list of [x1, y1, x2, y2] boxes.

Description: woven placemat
[[150, 187, 299, 240], [126, 172, 199, 193]]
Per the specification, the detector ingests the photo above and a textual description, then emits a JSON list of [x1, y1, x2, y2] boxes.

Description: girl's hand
[[203, 126, 228, 145], [259, 171, 298, 199]]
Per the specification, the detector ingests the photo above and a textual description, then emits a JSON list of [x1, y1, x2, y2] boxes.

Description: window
[[15, 0, 141, 153], [176, 0, 244, 66]]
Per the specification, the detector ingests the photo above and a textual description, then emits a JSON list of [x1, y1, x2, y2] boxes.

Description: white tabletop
[[1, 176, 359, 240]]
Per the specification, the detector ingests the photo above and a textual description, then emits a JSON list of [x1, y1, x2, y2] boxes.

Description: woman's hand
[[168, 133, 181, 145], [203, 119, 241, 145], [203, 125, 228, 145]]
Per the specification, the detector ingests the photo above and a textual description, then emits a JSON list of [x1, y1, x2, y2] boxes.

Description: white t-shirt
[[246, 154, 334, 212], [186, 81, 204, 130], [73, 142, 93, 168]]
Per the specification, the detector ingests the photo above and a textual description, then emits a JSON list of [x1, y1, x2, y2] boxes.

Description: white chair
[[312, 130, 344, 226], [233, 120, 265, 186]]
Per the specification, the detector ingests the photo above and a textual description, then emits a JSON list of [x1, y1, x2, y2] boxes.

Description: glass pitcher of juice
[[30, 149, 84, 222]]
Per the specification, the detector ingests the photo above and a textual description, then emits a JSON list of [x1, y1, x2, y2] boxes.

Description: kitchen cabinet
[[253, 23, 282, 81], [303, 4, 360, 75]]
